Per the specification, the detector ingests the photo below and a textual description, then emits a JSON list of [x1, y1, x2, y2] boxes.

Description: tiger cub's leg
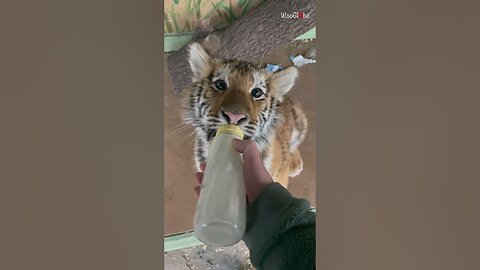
[[267, 136, 291, 188], [287, 104, 307, 177], [194, 137, 208, 172]]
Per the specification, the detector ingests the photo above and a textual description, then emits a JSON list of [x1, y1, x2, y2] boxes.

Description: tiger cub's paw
[[289, 149, 304, 177]]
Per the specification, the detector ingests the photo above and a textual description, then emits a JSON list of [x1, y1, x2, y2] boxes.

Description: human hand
[[193, 139, 274, 205]]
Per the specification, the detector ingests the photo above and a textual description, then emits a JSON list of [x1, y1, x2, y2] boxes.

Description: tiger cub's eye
[[251, 88, 264, 98], [213, 80, 227, 91]]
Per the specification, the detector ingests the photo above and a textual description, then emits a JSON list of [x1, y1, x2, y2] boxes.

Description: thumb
[[231, 139, 274, 205], [232, 139, 262, 163]]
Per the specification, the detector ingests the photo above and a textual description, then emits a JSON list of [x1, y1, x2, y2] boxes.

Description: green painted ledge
[[164, 230, 202, 253], [164, 27, 316, 52], [164, 207, 316, 253]]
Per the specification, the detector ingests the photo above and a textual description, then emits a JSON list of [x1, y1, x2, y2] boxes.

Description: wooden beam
[[164, 27, 317, 53], [166, 0, 316, 94]]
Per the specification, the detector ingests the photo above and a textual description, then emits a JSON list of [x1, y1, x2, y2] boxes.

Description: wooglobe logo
[[280, 11, 310, 19]]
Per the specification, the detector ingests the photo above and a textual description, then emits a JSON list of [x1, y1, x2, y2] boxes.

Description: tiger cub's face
[[183, 43, 298, 146]]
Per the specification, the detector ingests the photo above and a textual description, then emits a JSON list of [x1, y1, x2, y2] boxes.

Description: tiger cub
[[181, 42, 307, 188]]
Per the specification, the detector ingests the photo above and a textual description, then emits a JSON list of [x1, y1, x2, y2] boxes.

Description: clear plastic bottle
[[193, 124, 246, 247]]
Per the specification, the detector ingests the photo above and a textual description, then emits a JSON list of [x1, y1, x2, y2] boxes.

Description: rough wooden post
[[167, 0, 316, 94]]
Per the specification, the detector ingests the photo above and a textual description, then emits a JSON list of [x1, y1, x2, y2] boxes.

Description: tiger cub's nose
[[223, 111, 246, 125]]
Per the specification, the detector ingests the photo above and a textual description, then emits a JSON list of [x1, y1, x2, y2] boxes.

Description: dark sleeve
[[243, 183, 316, 270]]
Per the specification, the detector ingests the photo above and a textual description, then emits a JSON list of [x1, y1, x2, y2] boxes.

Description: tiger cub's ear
[[269, 66, 299, 98], [188, 42, 214, 82]]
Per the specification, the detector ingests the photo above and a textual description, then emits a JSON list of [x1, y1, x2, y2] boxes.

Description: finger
[[194, 186, 201, 198], [199, 162, 206, 172], [194, 171, 203, 185]]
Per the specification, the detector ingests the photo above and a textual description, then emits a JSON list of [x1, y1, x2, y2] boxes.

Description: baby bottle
[[193, 124, 246, 246]]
